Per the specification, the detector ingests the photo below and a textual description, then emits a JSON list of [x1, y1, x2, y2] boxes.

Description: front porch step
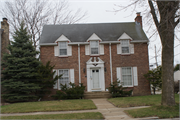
[[84, 91, 112, 99]]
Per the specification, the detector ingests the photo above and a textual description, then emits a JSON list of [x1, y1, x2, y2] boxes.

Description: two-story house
[[39, 13, 151, 97]]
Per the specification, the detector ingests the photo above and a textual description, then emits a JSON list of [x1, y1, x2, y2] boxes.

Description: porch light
[[83, 68, 85, 73], [104, 67, 106, 72]]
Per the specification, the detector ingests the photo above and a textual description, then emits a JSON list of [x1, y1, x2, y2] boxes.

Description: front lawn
[[125, 104, 179, 118], [1, 112, 104, 119], [108, 94, 179, 118], [1, 99, 97, 113], [108, 94, 179, 107]]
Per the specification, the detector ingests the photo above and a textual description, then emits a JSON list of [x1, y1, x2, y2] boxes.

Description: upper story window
[[121, 40, 129, 54], [90, 41, 99, 55], [59, 42, 67, 55]]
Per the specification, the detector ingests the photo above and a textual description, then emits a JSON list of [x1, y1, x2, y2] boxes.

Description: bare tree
[[114, 0, 180, 106], [0, 0, 87, 49]]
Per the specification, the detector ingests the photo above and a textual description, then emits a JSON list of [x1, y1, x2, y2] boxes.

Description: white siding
[[133, 67, 138, 86], [85, 45, 90, 55], [53, 69, 58, 89], [70, 69, 75, 83], [100, 44, 104, 55], [54, 46, 59, 56], [117, 44, 121, 54]]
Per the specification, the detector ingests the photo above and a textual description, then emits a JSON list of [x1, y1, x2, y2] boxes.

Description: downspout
[[78, 44, 81, 84], [109, 43, 113, 83]]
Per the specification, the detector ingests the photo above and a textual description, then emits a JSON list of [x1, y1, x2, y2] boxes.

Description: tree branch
[[175, 18, 180, 27], [148, 0, 160, 30]]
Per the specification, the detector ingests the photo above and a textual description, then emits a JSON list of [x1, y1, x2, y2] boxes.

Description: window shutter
[[53, 69, 58, 89], [116, 67, 121, 85], [117, 44, 121, 54], [68, 45, 72, 56], [54, 46, 59, 56], [130, 44, 134, 54], [133, 67, 138, 86], [100, 44, 104, 55], [85, 45, 90, 55], [70, 69, 74, 83]]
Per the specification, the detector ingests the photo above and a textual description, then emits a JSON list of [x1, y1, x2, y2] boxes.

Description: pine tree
[[1, 22, 41, 102]]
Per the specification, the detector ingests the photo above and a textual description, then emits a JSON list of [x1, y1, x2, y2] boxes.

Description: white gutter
[[109, 43, 113, 83], [78, 44, 81, 84]]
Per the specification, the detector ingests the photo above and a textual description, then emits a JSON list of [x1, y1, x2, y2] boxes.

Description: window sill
[[122, 85, 133, 87], [58, 55, 69, 58], [90, 54, 100, 57]]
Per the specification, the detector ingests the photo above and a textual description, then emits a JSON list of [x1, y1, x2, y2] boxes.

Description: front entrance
[[91, 69, 100, 89], [86, 57, 105, 92]]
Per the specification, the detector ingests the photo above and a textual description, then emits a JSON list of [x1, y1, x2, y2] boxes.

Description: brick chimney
[[1, 18, 10, 58], [135, 12, 142, 27]]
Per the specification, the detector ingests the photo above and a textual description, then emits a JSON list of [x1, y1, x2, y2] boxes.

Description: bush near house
[[52, 83, 86, 99], [108, 81, 133, 98]]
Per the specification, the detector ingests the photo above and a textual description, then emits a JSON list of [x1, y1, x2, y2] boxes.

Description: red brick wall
[[40, 43, 151, 97], [111, 43, 151, 95]]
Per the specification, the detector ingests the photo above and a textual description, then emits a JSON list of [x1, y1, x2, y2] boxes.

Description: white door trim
[[86, 57, 105, 92]]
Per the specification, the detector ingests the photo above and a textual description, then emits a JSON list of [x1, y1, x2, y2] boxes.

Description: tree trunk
[[160, 14, 176, 106]]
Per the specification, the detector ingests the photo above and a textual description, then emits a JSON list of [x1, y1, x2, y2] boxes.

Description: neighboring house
[[174, 70, 180, 82], [39, 13, 151, 96]]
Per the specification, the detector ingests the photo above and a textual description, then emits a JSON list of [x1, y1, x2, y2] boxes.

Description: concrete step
[[84, 91, 112, 99]]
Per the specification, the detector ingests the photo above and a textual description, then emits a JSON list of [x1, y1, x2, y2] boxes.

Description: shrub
[[52, 83, 85, 100], [108, 81, 133, 98]]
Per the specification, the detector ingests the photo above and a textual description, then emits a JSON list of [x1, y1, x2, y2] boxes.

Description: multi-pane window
[[122, 67, 132, 86], [59, 70, 69, 87], [90, 41, 99, 54], [121, 40, 129, 53], [59, 42, 67, 55]]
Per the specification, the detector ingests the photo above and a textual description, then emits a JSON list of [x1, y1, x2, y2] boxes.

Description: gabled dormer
[[54, 34, 72, 57], [117, 32, 134, 55], [85, 33, 104, 56]]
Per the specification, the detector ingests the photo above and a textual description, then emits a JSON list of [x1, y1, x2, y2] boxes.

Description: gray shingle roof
[[39, 22, 148, 44]]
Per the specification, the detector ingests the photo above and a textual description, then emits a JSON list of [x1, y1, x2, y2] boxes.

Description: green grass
[[108, 94, 179, 107], [1, 112, 104, 119], [124, 104, 179, 118], [108, 94, 179, 118], [1, 99, 97, 113]]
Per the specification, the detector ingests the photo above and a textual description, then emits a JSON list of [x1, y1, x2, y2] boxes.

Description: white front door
[[91, 69, 100, 89]]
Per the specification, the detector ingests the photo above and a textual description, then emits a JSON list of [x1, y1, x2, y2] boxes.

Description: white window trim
[[58, 69, 69, 90], [59, 42, 68, 56], [121, 67, 133, 87], [121, 40, 130, 55], [90, 40, 100, 56]]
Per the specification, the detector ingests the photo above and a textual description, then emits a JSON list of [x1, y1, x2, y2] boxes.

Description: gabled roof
[[39, 22, 148, 44]]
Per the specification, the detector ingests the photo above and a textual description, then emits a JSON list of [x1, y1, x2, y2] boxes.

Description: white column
[[78, 44, 81, 84]]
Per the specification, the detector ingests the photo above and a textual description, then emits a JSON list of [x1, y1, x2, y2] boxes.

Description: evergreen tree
[[1, 22, 41, 102], [36, 61, 61, 99]]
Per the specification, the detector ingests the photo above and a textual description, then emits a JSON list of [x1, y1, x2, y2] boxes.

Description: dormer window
[[59, 42, 67, 55], [90, 41, 99, 55], [121, 40, 129, 54]]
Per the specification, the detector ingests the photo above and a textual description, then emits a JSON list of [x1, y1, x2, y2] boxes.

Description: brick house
[[40, 13, 151, 97]]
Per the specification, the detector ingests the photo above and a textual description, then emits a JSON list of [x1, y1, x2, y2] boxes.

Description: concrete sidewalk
[[1, 99, 179, 120]]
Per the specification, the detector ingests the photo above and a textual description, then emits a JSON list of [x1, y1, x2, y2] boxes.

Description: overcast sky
[[0, 0, 180, 67]]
